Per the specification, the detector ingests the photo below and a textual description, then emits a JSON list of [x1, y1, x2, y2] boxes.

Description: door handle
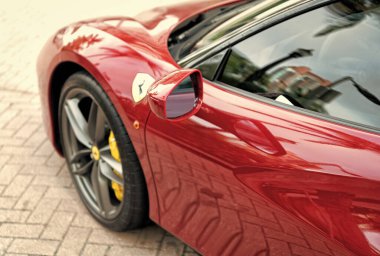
[[234, 120, 286, 156]]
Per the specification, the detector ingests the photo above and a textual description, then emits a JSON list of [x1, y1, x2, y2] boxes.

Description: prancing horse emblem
[[132, 73, 156, 103], [138, 80, 145, 95]]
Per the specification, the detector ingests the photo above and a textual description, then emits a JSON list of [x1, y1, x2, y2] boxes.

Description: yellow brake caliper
[[109, 131, 124, 202]]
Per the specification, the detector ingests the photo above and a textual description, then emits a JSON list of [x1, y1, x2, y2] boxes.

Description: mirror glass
[[166, 76, 197, 119]]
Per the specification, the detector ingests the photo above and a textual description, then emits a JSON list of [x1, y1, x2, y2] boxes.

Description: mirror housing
[[148, 69, 203, 121]]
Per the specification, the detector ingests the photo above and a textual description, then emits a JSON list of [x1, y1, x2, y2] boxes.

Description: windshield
[[168, 0, 296, 61], [192, 0, 288, 52], [168, 1, 258, 61]]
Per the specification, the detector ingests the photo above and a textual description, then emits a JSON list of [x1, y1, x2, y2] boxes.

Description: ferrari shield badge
[[132, 73, 156, 103]]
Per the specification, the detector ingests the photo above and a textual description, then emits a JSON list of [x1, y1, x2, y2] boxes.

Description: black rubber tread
[[58, 71, 149, 231]]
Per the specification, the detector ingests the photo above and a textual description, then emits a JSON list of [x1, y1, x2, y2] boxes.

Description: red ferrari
[[37, 0, 380, 255]]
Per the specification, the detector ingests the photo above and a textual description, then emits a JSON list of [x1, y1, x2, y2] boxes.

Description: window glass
[[196, 51, 226, 80], [219, 1, 380, 129]]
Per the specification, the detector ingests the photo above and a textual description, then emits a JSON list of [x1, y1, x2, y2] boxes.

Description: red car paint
[[37, 0, 380, 255]]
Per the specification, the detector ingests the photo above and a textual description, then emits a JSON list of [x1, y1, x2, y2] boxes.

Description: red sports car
[[37, 0, 380, 255]]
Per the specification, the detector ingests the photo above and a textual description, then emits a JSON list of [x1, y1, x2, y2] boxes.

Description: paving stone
[[41, 211, 75, 240], [0, 209, 30, 223], [34, 140, 54, 156], [0, 146, 36, 156], [7, 155, 47, 166], [45, 152, 65, 167], [32, 175, 72, 188], [0, 137, 24, 147], [89, 229, 140, 246], [4, 116, 28, 131], [0, 164, 22, 185], [27, 198, 60, 224], [57, 198, 87, 213], [13, 123, 39, 139], [0, 103, 10, 113], [19, 109, 42, 118], [0, 238, 13, 255], [0, 223, 44, 238], [19, 165, 60, 176], [0, 94, 33, 104], [71, 213, 102, 229], [14, 185, 47, 210], [29, 115, 43, 124], [82, 243, 108, 256], [7, 239, 59, 255], [2, 175, 33, 197], [107, 246, 157, 256], [8, 102, 40, 111], [56, 227, 91, 255], [0, 156, 10, 170], [136, 225, 165, 249], [0, 185, 5, 195], [44, 187, 78, 199], [0, 111, 19, 129], [57, 166, 71, 178], [157, 235, 186, 256], [0, 130, 15, 138], [23, 131, 46, 147], [0, 197, 17, 209]]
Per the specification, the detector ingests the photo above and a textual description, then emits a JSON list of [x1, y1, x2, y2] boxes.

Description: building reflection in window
[[218, 1, 380, 129]]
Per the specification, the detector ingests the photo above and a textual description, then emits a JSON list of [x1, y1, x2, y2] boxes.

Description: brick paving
[[0, 0, 198, 255]]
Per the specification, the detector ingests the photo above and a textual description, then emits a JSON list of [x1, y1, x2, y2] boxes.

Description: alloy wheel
[[61, 88, 124, 219]]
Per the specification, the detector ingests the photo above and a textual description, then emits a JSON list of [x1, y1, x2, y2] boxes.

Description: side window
[[196, 51, 226, 80], [218, 1, 380, 129]]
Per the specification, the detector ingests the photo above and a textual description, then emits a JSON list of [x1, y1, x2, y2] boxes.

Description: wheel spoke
[[72, 159, 93, 175], [88, 101, 106, 145], [70, 149, 91, 164], [91, 161, 114, 215], [99, 145, 110, 153], [99, 160, 123, 185], [64, 99, 92, 148], [100, 152, 123, 176]]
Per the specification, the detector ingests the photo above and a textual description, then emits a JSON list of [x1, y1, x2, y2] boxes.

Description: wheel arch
[[47, 53, 162, 223], [41, 21, 170, 223], [49, 61, 86, 154]]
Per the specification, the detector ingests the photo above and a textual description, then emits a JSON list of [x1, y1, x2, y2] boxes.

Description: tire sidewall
[[58, 71, 148, 230]]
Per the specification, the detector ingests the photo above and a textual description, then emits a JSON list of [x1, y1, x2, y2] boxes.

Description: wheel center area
[[91, 146, 100, 161]]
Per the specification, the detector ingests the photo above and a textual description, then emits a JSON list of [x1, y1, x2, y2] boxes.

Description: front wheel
[[58, 72, 148, 231]]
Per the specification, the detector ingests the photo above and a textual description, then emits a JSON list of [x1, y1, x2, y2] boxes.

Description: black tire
[[58, 71, 149, 231]]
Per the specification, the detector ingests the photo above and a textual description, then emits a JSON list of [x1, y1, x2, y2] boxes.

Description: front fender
[[37, 22, 177, 223]]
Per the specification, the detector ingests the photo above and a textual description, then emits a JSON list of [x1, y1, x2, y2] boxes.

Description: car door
[[145, 2, 380, 256]]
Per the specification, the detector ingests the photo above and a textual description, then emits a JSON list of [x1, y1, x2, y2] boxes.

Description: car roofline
[[180, 0, 333, 67]]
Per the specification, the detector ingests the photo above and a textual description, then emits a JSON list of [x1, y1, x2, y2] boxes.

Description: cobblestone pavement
[[0, 0, 199, 255]]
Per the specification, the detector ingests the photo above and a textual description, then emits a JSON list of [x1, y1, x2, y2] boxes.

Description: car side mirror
[[148, 69, 203, 121]]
